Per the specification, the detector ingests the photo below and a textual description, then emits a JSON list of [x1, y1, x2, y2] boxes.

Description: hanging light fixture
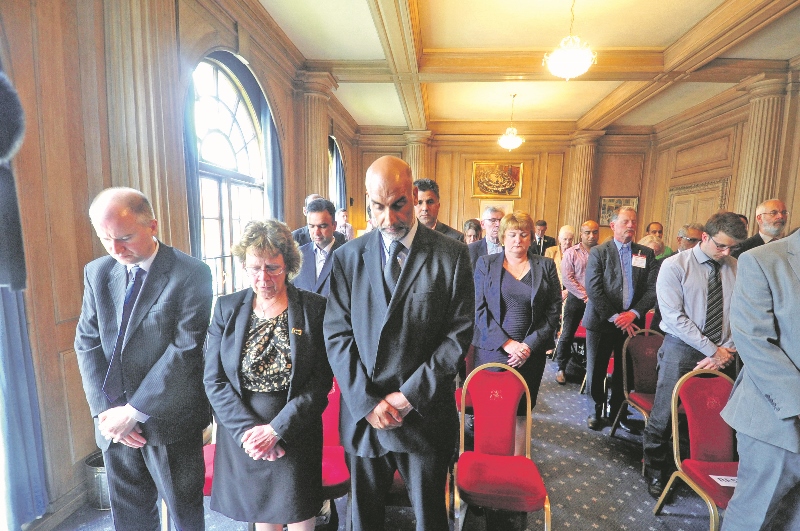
[[498, 94, 524, 151], [543, 0, 596, 80]]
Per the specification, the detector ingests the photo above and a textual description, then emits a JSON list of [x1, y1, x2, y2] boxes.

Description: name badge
[[632, 254, 647, 268], [291, 328, 303, 336]]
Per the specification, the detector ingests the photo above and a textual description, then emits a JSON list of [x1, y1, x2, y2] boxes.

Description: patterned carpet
[[51, 359, 722, 531]]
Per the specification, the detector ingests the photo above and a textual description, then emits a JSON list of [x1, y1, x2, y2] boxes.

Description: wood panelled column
[[734, 77, 786, 226], [403, 130, 432, 180], [300, 72, 337, 197], [566, 131, 605, 230], [104, 0, 188, 248]]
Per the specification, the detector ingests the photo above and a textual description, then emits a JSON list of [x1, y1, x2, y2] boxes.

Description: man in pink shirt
[[554, 220, 599, 384]]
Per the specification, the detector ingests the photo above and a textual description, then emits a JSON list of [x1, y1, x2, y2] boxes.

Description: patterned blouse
[[240, 309, 292, 392]]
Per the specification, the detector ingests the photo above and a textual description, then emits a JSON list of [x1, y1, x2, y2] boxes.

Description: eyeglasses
[[244, 264, 285, 277], [761, 210, 789, 217], [708, 235, 739, 252], [482, 218, 502, 225], [679, 236, 700, 243]]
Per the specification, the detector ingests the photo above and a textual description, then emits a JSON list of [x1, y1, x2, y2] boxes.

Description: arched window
[[328, 136, 347, 210], [190, 57, 267, 298]]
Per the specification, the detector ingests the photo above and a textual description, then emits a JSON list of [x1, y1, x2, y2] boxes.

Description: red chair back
[[623, 330, 663, 394], [466, 369, 525, 456], [679, 373, 735, 462], [574, 322, 587, 339], [322, 379, 341, 446]]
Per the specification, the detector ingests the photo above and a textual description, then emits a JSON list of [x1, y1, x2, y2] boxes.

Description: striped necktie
[[703, 260, 723, 344], [103, 265, 145, 404]]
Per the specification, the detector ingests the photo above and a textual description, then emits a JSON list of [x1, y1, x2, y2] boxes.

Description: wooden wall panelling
[[777, 67, 800, 224], [665, 177, 732, 241], [543, 152, 565, 228]]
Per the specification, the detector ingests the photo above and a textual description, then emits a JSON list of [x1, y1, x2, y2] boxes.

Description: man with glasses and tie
[[74, 187, 212, 531], [293, 198, 343, 297], [732, 198, 788, 258], [468, 205, 505, 267], [324, 156, 474, 531], [642, 211, 746, 499], [584, 207, 658, 433]]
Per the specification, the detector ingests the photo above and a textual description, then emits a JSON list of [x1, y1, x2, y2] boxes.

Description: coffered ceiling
[[258, 0, 800, 132]]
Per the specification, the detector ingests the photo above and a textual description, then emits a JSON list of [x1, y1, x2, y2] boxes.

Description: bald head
[[365, 156, 416, 241], [89, 187, 155, 226], [89, 187, 158, 265], [579, 220, 600, 249]]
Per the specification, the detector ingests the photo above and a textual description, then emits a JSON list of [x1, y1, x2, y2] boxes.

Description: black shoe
[[647, 476, 665, 499], [587, 414, 606, 431], [618, 419, 642, 435]]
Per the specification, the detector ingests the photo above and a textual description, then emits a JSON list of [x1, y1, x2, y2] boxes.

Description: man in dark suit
[[583, 206, 658, 431], [413, 178, 465, 242], [731, 198, 787, 258], [468, 205, 505, 267], [531, 219, 556, 255], [293, 198, 343, 297], [721, 228, 800, 530], [324, 156, 474, 531], [74, 188, 212, 531], [292, 193, 346, 247]]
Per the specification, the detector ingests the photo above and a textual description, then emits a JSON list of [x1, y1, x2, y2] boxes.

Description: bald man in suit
[[75, 188, 212, 530], [324, 156, 474, 530]]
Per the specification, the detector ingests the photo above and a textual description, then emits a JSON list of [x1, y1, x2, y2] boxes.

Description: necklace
[[504, 258, 530, 280], [253, 295, 286, 319]]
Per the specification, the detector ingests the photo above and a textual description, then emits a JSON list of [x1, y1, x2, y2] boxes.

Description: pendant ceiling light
[[498, 94, 524, 151], [543, 0, 596, 81]]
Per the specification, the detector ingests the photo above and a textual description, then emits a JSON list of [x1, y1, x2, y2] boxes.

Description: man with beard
[[554, 220, 599, 384], [324, 156, 474, 530], [732, 198, 788, 258]]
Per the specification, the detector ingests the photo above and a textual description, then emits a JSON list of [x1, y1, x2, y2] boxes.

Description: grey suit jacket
[[204, 284, 332, 447], [582, 240, 658, 331], [323, 224, 475, 457], [434, 221, 465, 243], [722, 230, 800, 453], [468, 238, 488, 268], [293, 239, 344, 296], [74, 243, 213, 450]]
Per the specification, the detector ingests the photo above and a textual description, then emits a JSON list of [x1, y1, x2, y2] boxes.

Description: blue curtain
[[183, 80, 202, 259], [261, 95, 285, 221], [330, 138, 347, 210], [0, 287, 49, 529]]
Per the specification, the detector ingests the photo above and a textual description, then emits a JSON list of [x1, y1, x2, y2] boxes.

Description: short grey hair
[[609, 206, 637, 224], [482, 205, 504, 218], [638, 234, 665, 255], [677, 223, 705, 238], [558, 225, 575, 239]]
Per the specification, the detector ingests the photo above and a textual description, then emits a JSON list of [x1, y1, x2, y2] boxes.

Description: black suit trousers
[[347, 448, 452, 531], [103, 431, 205, 531], [586, 326, 631, 418], [555, 293, 586, 371]]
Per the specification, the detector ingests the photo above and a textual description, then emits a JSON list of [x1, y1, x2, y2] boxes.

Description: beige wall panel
[[178, 0, 237, 74], [543, 153, 565, 227], [665, 178, 731, 241], [61, 350, 96, 466], [673, 130, 734, 177]]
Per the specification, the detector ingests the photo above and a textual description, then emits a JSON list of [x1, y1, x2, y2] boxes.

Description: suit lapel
[[363, 231, 389, 313], [315, 241, 341, 291], [227, 290, 254, 390], [110, 263, 127, 329], [528, 256, 544, 306], [787, 233, 800, 284], [123, 244, 173, 349], [488, 253, 503, 319], [286, 286, 306, 396]]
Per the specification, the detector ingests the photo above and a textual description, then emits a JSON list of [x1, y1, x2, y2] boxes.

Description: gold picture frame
[[599, 196, 639, 226], [472, 162, 523, 198]]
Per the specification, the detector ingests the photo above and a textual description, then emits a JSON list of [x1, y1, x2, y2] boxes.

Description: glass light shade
[[498, 127, 524, 151], [543, 35, 597, 80]]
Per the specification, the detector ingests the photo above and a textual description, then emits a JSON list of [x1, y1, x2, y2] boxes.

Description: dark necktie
[[103, 265, 145, 404], [703, 260, 723, 345], [383, 240, 404, 297]]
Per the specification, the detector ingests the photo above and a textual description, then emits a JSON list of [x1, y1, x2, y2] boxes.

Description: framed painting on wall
[[599, 196, 639, 226], [478, 199, 514, 219], [472, 162, 523, 198]]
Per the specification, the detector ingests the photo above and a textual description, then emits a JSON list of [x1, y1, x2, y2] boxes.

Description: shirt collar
[[613, 238, 631, 251], [315, 239, 335, 255], [692, 243, 714, 265], [381, 218, 418, 254]]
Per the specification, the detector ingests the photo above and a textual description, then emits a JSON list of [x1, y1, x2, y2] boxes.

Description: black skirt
[[210, 389, 322, 524]]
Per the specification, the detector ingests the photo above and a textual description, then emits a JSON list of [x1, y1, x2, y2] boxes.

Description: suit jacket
[[722, 230, 800, 453], [731, 233, 766, 258], [582, 240, 658, 331], [323, 224, 475, 457], [74, 243, 213, 450], [292, 225, 346, 247], [472, 252, 562, 356], [204, 284, 332, 447], [433, 221, 465, 243], [468, 238, 488, 268], [293, 239, 344, 296], [531, 235, 556, 256]]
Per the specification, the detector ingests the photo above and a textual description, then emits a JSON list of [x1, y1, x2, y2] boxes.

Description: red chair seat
[[456, 452, 547, 512], [322, 445, 350, 499], [203, 444, 216, 496], [628, 392, 655, 412], [681, 459, 738, 509]]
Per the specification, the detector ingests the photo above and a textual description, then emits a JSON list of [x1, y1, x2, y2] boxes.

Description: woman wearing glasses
[[204, 220, 332, 531]]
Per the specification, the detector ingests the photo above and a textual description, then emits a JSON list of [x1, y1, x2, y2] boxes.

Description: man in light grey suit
[[324, 156, 474, 530], [75, 188, 212, 531], [721, 228, 800, 530]]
